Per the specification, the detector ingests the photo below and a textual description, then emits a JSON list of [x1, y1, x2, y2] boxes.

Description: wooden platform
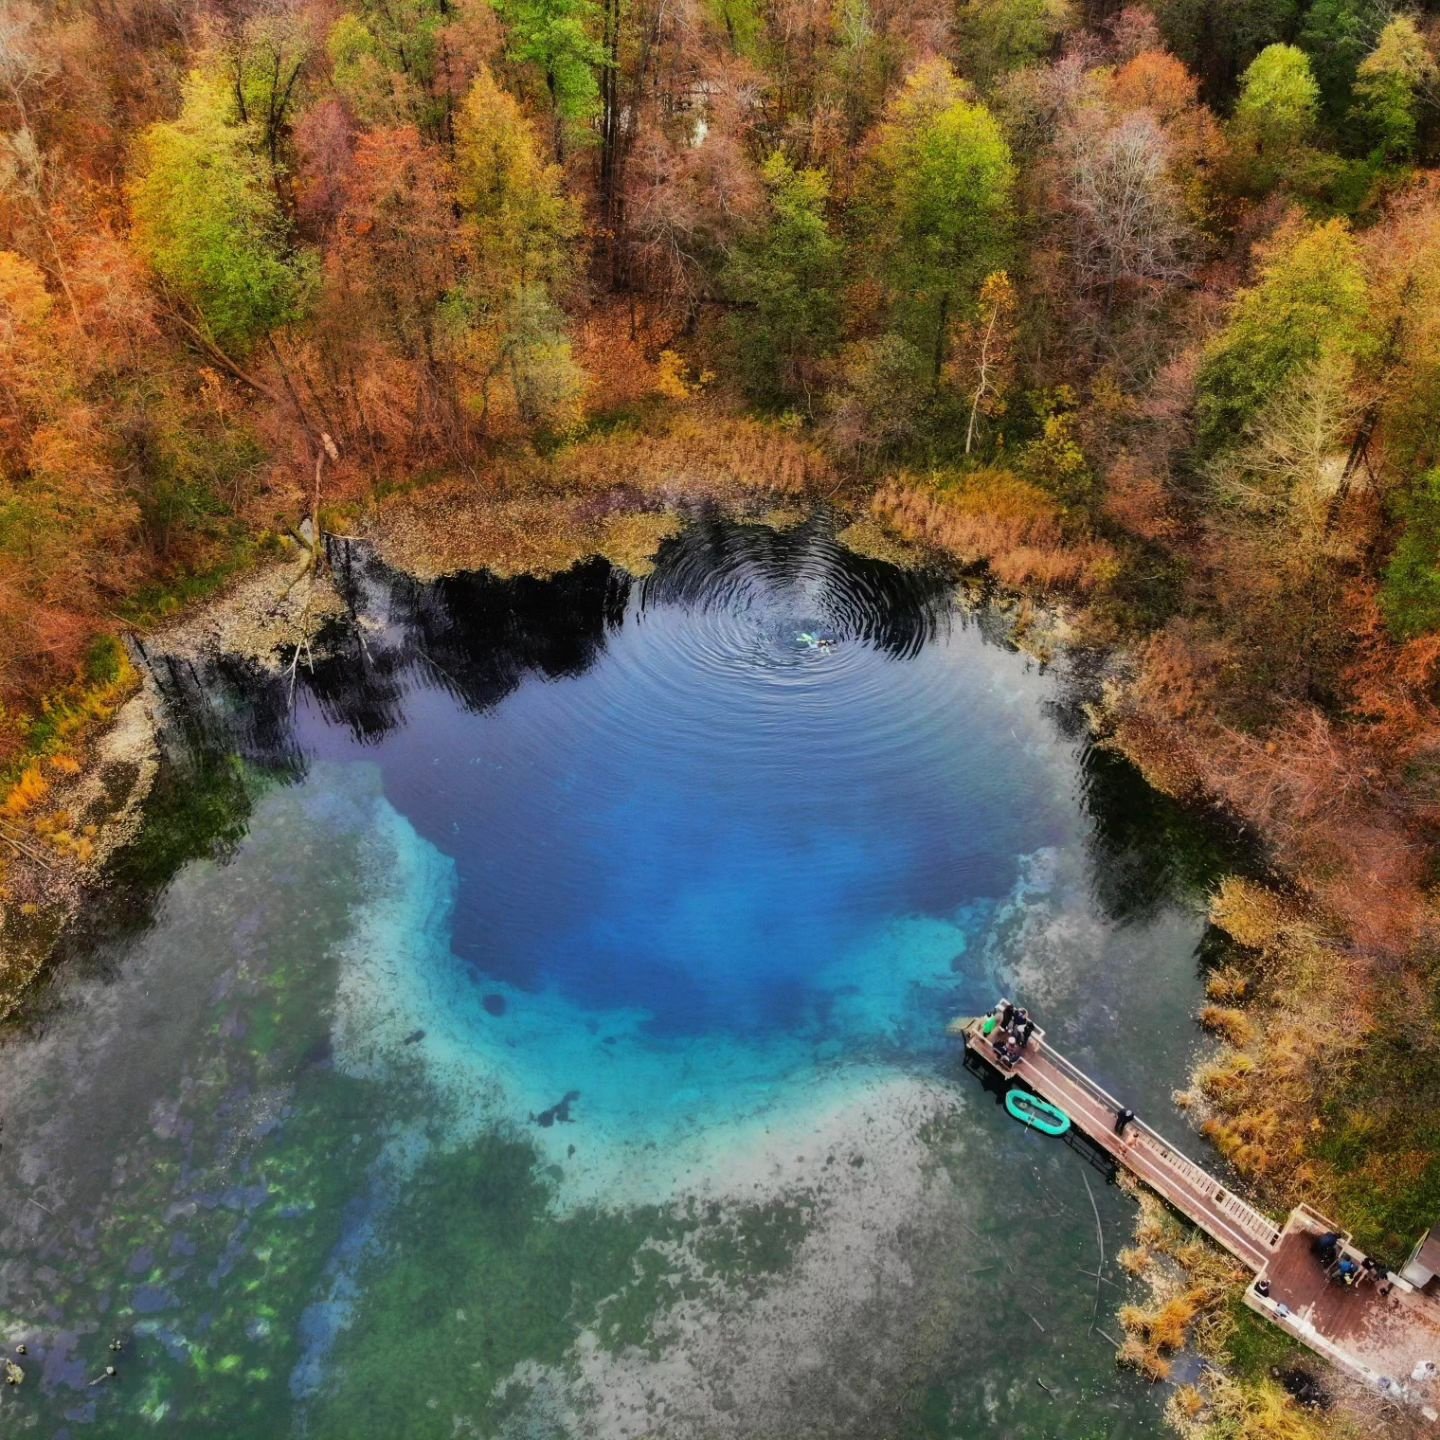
[[957, 1016, 1282, 1270], [1249, 1207, 1440, 1417]]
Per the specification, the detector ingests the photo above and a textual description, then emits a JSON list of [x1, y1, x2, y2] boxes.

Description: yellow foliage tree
[[454, 66, 581, 299]]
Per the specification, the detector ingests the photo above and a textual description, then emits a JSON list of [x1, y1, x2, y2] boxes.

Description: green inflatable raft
[[1005, 1088, 1071, 1137]]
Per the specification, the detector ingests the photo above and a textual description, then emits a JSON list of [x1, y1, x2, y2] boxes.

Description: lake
[[0, 513, 1232, 1437]]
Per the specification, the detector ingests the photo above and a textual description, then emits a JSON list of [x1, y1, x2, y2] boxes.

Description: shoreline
[[0, 542, 340, 1021]]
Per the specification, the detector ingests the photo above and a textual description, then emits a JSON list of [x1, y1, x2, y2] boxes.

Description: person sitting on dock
[[995, 1034, 1022, 1067], [1334, 1256, 1359, 1286]]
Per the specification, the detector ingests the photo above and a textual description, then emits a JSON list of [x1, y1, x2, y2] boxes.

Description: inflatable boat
[[1005, 1088, 1071, 1137]]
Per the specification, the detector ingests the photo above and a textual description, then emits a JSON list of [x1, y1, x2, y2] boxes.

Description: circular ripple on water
[[541, 519, 970, 770]]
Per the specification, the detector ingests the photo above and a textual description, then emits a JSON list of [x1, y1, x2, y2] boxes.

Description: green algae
[[691, 1194, 812, 1287], [309, 1134, 673, 1437], [2, 779, 405, 1436], [34, 1062, 388, 1437], [36, 750, 274, 986], [307, 1134, 818, 1439], [109, 753, 261, 896]]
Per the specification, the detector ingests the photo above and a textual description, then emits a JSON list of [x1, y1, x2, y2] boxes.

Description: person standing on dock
[[1115, 1107, 1136, 1138]]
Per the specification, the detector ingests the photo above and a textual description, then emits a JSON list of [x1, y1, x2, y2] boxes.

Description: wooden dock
[[956, 1015, 1282, 1268], [957, 1013, 1440, 1419]]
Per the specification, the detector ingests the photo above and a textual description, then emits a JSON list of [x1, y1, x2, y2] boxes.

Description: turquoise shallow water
[[0, 515, 1234, 1437]]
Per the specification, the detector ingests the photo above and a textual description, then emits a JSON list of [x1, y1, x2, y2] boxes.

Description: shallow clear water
[[0, 515, 1233, 1438]]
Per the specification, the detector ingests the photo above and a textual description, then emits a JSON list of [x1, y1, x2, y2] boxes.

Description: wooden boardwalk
[[957, 1013, 1440, 1419], [956, 1016, 1283, 1269]]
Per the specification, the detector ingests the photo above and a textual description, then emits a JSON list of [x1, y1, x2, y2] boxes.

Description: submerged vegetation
[[4, 0, 1440, 1430], [308, 1135, 815, 1439]]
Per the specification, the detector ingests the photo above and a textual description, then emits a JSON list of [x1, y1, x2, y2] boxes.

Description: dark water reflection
[[139, 514, 1240, 949]]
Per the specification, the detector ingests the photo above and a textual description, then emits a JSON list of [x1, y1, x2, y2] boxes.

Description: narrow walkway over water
[[955, 1015, 1440, 1420], [954, 1017, 1281, 1268]]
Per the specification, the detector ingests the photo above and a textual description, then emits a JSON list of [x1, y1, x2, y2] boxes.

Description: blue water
[[304, 523, 1066, 1045], [0, 513, 1231, 1438]]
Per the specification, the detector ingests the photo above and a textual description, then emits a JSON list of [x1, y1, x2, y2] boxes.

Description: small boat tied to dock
[[953, 1002, 1440, 1421], [1004, 1087, 1070, 1136]]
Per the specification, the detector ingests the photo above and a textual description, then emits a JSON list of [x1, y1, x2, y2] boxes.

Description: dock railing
[[1036, 1032, 1283, 1251]]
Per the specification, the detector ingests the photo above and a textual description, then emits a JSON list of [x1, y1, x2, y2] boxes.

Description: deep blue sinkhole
[[0, 511, 1233, 1440], [287, 514, 1081, 1041]]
